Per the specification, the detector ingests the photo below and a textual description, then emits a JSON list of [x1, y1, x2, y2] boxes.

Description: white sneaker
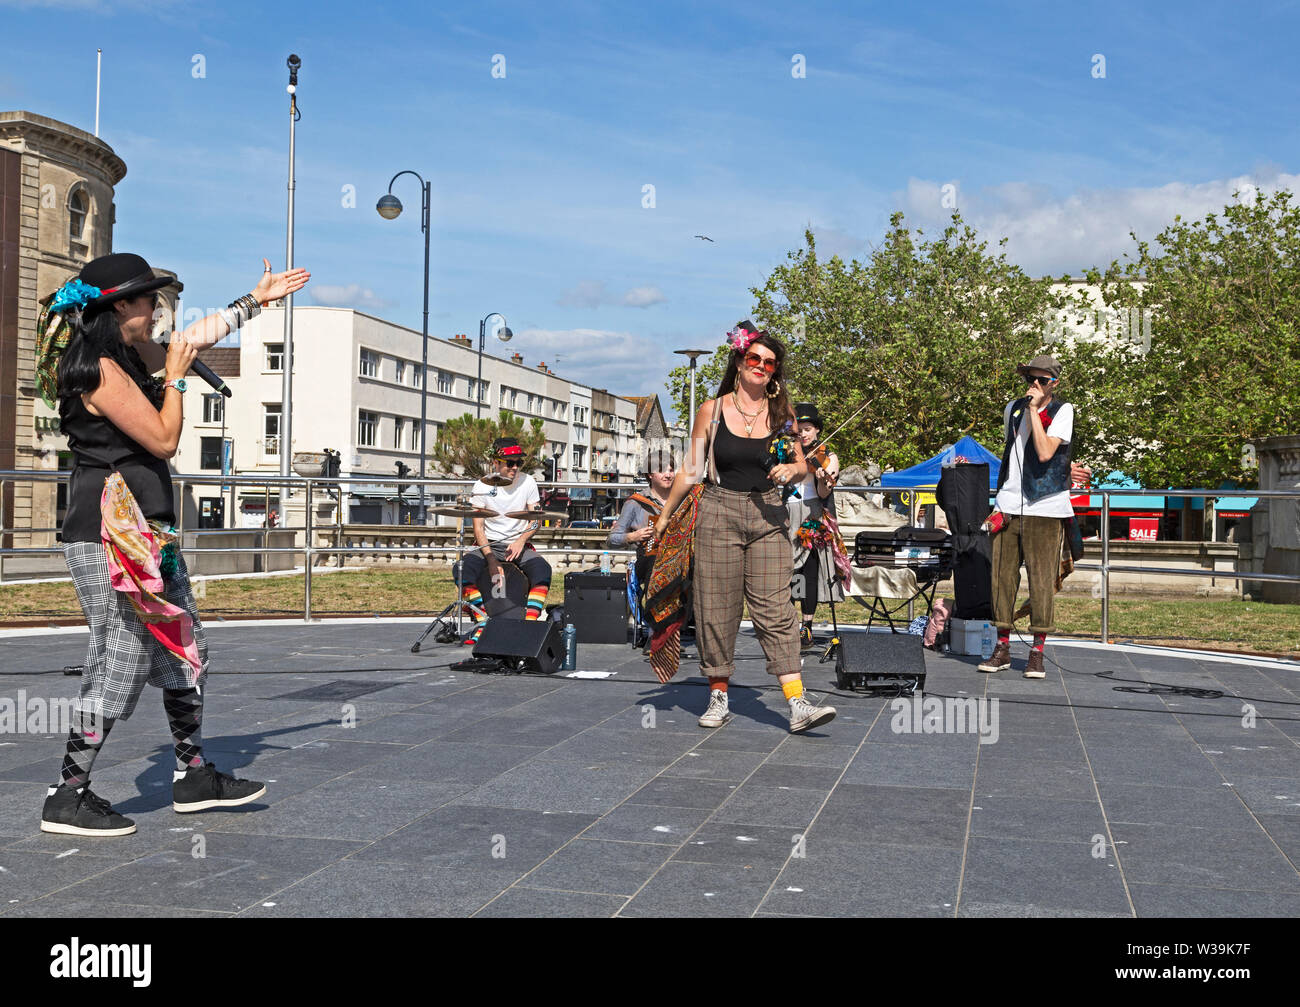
[[788, 693, 836, 733], [698, 689, 731, 728]]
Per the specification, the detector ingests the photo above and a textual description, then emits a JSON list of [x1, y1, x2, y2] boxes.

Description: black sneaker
[[173, 762, 266, 813], [40, 784, 136, 837]]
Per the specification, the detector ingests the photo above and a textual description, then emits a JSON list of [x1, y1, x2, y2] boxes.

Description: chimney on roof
[[511, 352, 523, 364], [451, 333, 471, 345], [537, 361, 547, 370]]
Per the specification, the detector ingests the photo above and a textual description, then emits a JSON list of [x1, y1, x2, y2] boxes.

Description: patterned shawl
[[644, 483, 704, 683], [35, 298, 71, 410], [100, 471, 203, 685]]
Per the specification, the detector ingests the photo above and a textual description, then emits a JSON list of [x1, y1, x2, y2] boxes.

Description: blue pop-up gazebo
[[879, 435, 1002, 491]]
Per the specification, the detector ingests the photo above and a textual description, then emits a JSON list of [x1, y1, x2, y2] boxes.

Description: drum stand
[[410, 514, 483, 653]]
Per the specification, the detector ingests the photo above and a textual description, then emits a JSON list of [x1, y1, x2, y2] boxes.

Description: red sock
[[708, 677, 728, 694], [1032, 633, 1046, 652], [998, 630, 1010, 645]]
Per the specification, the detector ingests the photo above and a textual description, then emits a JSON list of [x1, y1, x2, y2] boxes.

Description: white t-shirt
[[994, 400, 1075, 518], [471, 473, 541, 542]]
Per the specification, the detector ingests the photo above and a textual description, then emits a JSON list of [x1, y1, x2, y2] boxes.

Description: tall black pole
[[419, 180, 430, 524], [476, 317, 485, 419], [281, 55, 299, 482]]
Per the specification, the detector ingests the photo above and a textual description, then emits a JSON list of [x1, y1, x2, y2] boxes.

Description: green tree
[[1076, 188, 1300, 488], [429, 410, 546, 480], [738, 214, 1062, 471]]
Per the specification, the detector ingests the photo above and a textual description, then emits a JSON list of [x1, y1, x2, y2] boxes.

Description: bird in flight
[[694, 235, 714, 242]]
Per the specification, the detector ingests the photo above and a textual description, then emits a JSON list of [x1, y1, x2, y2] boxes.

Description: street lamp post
[[376, 171, 431, 523], [674, 348, 710, 428], [477, 313, 512, 419]]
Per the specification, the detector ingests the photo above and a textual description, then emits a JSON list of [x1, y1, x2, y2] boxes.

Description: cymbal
[[431, 504, 497, 518], [481, 473, 514, 487], [503, 509, 569, 520]]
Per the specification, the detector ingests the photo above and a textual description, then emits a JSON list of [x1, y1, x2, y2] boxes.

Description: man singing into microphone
[[979, 354, 1074, 680]]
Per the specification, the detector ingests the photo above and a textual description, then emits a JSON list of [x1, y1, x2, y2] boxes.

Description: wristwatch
[[164, 378, 188, 392]]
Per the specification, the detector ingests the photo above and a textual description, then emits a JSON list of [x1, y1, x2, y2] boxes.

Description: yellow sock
[[782, 680, 803, 702]]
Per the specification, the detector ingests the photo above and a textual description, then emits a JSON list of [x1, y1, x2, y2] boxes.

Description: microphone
[[151, 331, 233, 398]]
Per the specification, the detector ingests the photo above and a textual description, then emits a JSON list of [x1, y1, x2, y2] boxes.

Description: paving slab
[[0, 621, 1296, 917]]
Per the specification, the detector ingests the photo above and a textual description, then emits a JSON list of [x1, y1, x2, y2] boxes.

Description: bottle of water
[[600, 550, 612, 575], [980, 621, 994, 660], [563, 620, 578, 671]]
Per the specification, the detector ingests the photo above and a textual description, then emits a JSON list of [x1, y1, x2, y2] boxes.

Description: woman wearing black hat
[[37, 253, 309, 837], [789, 403, 848, 646]]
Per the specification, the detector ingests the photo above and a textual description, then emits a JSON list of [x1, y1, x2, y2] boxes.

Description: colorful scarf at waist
[[794, 512, 853, 587], [100, 471, 202, 685], [644, 484, 703, 683]]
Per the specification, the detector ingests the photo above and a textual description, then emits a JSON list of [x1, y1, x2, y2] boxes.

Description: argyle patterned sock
[[1032, 633, 1047, 653], [525, 582, 549, 620], [59, 711, 115, 789], [163, 687, 204, 773]]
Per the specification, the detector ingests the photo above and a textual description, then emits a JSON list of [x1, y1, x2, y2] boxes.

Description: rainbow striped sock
[[525, 583, 549, 620], [461, 585, 485, 623]]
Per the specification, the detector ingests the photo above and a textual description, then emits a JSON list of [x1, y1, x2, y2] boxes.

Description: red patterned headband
[[496, 445, 524, 457], [728, 327, 758, 353]]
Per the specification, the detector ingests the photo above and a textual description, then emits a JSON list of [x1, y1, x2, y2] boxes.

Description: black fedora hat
[[794, 402, 823, 429], [77, 253, 174, 307]]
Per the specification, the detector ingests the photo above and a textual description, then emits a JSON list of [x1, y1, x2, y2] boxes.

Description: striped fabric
[[525, 584, 547, 620], [693, 484, 801, 680], [65, 541, 208, 721]]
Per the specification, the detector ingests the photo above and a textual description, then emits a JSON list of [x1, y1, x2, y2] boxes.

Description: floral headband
[[727, 326, 759, 353]]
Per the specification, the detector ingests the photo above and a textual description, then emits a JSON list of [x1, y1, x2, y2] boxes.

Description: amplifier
[[832, 631, 927, 695], [473, 618, 564, 674], [562, 570, 629, 644], [853, 527, 953, 571]]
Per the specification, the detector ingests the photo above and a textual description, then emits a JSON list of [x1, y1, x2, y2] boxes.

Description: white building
[[172, 307, 647, 527]]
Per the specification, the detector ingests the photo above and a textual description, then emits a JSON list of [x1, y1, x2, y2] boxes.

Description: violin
[[806, 439, 839, 488]]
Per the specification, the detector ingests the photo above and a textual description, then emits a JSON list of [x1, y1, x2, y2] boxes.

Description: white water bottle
[[600, 550, 611, 575], [981, 622, 994, 660]]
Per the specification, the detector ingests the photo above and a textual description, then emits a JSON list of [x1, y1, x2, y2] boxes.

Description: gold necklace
[[731, 391, 764, 437]]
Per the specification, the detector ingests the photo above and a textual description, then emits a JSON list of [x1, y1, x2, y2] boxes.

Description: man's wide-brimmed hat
[[76, 252, 173, 308], [1016, 354, 1062, 381]]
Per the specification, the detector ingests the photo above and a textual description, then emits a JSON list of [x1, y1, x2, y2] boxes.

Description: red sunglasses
[[744, 351, 777, 375]]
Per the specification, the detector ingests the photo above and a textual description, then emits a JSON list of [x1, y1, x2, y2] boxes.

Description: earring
[[766, 379, 780, 399]]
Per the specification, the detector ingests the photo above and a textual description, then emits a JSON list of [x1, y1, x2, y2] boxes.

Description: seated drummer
[[458, 438, 553, 643]]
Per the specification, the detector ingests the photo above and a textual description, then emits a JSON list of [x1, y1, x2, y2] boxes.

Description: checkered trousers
[[64, 541, 209, 721], [692, 484, 801, 679]]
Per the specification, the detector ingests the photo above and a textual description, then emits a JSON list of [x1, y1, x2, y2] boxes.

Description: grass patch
[[3, 568, 1298, 656]]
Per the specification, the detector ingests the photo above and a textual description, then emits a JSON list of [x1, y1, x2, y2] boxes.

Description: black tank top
[[60, 395, 176, 543], [712, 419, 772, 492]]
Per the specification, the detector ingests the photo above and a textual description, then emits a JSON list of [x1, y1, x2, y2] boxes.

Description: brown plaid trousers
[[693, 483, 801, 679]]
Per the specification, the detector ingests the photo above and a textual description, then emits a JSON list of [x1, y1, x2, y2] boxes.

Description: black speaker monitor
[[834, 631, 927, 694], [473, 619, 564, 674]]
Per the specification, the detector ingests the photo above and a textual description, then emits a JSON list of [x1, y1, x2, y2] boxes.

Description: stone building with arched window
[[0, 110, 126, 551]]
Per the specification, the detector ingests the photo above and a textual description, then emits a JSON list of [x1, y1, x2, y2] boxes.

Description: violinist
[[608, 448, 675, 625], [788, 403, 850, 647]]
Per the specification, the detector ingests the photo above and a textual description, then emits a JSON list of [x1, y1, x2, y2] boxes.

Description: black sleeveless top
[[712, 419, 772, 492], [60, 394, 175, 543]]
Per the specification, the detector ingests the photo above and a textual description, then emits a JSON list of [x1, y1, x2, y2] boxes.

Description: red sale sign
[[1129, 518, 1158, 541]]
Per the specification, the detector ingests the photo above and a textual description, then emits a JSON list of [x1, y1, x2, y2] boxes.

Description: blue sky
[[3, 0, 1297, 418]]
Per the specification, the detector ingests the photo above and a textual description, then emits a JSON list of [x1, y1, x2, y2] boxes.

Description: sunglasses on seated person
[[743, 351, 777, 375]]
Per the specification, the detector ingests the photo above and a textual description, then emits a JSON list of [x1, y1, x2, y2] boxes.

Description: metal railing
[[3, 470, 1299, 641]]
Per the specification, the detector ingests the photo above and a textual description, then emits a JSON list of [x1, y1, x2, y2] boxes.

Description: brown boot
[[978, 640, 1011, 673], [1023, 649, 1046, 679]]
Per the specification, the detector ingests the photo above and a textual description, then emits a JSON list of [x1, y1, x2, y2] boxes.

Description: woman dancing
[[37, 252, 309, 836], [653, 323, 836, 733]]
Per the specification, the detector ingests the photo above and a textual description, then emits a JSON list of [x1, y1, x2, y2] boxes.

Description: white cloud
[[896, 172, 1300, 277], [557, 281, 667, 308], [512, 328, 677, 399], [309, 284, 393, 311], [620, 286, 667, 307]]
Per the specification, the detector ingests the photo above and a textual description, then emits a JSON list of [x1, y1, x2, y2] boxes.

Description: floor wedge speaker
[[833, 631, 927, 695], [473, 619, 564, 674]]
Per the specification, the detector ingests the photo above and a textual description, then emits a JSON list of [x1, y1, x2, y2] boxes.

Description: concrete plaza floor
[[0, 620, 1298, 917]]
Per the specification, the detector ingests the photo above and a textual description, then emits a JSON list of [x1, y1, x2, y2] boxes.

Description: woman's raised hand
[[252, 258, 311, 306]]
